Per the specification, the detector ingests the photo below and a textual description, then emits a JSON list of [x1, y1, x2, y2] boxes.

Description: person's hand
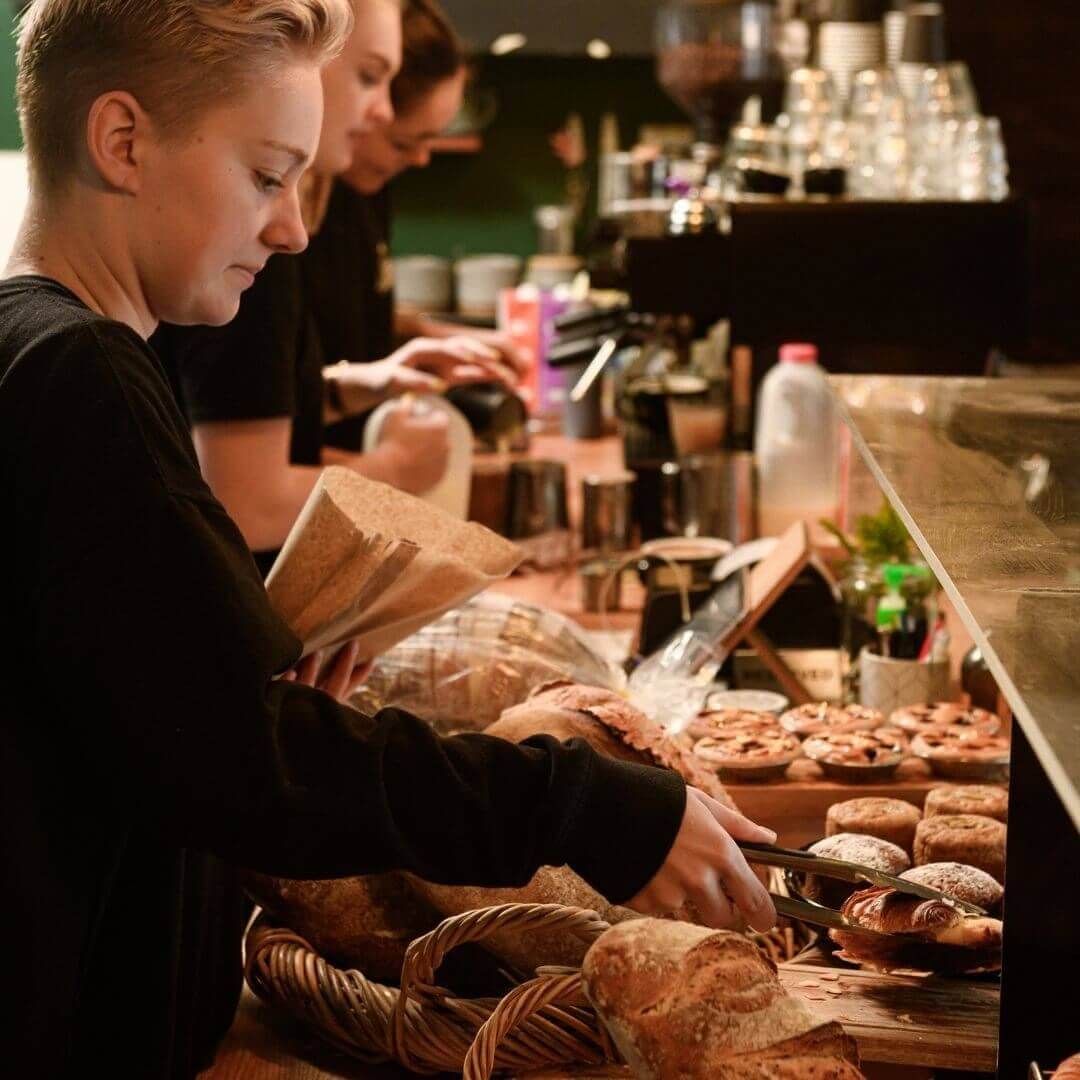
[[627, 787, 778, 932], [366, 400, 450, 494], [334, 337, 520, 412], [452, 329, 529, 382], [280, 640, 374, 703]]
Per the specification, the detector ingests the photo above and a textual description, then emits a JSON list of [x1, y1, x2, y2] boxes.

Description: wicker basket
[[246, 902, 622, 1078], [245, 899, 815, 1078]]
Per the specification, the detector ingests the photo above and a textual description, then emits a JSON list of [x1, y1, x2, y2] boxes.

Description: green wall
[[0, 23, 683, 259], [1, 7, 20, 149], [391, 55, 685, 261]]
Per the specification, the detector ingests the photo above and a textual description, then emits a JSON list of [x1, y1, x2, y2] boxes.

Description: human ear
[[85, 91, 153, 195]]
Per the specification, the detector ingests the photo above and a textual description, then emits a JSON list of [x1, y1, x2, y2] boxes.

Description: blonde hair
[[17, 0, 355, 191]]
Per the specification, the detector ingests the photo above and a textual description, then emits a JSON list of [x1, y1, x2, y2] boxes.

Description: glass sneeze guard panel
[[832, 375, 1080, 831]]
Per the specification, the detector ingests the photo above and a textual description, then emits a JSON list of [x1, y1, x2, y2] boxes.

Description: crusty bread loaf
[[1054, 1054, 1080, 1080], [243, 871, 438, 981], [407, 866, 637, 974], [582, 919, 860, 1079], [490, 682, 739, 810]]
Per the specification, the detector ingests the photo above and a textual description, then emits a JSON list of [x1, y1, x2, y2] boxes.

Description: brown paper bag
[[266, 466, 522, 658]]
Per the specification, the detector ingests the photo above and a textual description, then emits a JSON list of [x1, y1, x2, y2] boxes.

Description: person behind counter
[[153, 0, 524, 577], [306, 0, 499, 454], [309, 0, 533, 453], [1, 1, 777, 1076]]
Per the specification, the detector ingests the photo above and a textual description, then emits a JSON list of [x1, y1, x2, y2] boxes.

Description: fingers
[[696, 789, 777, 845], [481, 332, 529, 377], [688, 870, 736, 929], [711, 831, 777, 932], [319, 640, 361, 702], [294, 650, 322, 688], [344, 658, 374, 699], [391, 367, 446, 395]]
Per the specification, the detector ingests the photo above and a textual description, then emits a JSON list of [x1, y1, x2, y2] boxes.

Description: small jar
[[839, 556, 883, 702]]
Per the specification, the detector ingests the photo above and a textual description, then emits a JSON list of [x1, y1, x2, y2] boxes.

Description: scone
[[900, 863, 1004, 914], [914, 814, 1007, 884], [804, 732, 906, 782], [891, 703, 1001, 738], [693, 729, 802, 782], [802, 833, 910, 909], [924, 784, 1008, 823], [780, 703, 882, 739], [826, 797, 922, 854]]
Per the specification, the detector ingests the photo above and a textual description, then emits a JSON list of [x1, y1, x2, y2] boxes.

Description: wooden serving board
[[778, 963, 999, 1073]]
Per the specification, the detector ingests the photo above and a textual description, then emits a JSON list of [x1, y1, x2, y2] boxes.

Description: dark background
[[2, 1, 1077, 362]]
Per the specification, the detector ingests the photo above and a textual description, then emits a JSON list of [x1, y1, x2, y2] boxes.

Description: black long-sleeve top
[[0, 277, 685, 1079]]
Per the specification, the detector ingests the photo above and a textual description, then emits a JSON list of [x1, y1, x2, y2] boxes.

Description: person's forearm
[[210, 461, 323, 553], [323, 364, 391, 421]]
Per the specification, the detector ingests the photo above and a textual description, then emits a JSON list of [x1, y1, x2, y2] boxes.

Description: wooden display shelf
[[726, 757, 960, 850], [778, 963, 999, 1074]]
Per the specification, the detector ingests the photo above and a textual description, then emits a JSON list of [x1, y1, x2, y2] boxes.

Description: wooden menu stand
[[712, 520, 817, 707]]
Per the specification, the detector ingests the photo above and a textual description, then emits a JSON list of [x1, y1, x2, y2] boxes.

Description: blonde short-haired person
[[154, 0, 525, 573], [1, 0, 776, 1075]]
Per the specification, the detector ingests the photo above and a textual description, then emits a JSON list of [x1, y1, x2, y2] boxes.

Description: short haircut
[[392, 0, 464, 117], [16, 0, 355, 191]]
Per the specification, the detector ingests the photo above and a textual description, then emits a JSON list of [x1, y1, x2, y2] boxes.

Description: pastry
[[924, 784, 1008, 823], [825, 797, 922, 854], [803, 732, 906, 783], [242, 871, 439, 981], [873, 725, 910, 752], [830, 886, 1003, 974], [780, 703, 882, 739], [688, 708, 779, 742], [490, 681, 739, 809], [914, 814, 1007, 884], [891, 702, 1001, 738], [693, 729, 803, 782], [581, 919, 861, 1080], [910, 729, 1010, 780], [801, 833, 910, 909], [900, 863, 1004, 913]]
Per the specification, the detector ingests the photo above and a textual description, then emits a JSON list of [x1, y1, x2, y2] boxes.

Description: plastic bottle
[[754, 343, 839, 542]]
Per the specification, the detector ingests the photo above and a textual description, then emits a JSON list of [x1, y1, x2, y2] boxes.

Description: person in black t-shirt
[[318, 0, 531, 451], [3, 2, 777, 1077], [154, 0, 525, 571]]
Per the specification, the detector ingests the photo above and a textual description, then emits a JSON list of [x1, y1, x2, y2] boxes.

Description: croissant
[[829, 886, 1003, 974]]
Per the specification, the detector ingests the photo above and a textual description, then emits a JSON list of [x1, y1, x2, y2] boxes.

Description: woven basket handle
[[392, 902, 610, 1069], [463, 969, 610, 1080]]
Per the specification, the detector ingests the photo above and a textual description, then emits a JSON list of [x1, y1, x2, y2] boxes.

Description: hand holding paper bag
[[265, 466, 522, 660]]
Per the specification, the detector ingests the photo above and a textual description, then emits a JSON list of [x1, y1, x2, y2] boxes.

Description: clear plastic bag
[[349, 594, 626, 733]]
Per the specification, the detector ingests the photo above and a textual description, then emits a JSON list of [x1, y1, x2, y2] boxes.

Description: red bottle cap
[[779, 343, 818, 364]]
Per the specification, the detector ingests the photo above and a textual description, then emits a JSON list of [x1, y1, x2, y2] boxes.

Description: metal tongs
[[737, 841, 987, 937]]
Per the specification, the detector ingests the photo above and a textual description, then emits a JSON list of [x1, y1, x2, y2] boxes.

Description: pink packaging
[[498, 287, 571, 417]]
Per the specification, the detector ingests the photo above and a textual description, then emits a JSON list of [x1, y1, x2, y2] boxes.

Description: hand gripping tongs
[[737, 841, 987, 937]]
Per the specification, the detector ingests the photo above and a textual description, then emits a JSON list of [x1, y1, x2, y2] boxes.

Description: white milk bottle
[[754, 343, 839, 541]]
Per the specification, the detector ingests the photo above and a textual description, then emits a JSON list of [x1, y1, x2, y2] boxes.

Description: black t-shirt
[[0, 275, 683, 1079], [152, 253, 325, 468], [304, 180, 395, 369]]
